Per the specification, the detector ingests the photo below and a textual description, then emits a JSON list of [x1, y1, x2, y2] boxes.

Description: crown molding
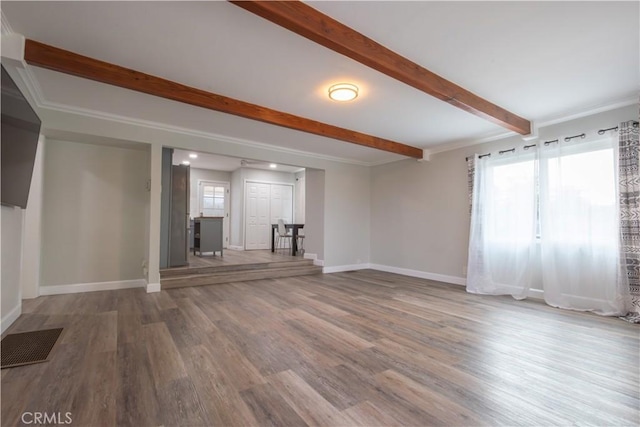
[[535, 94, 638, 128], [16, 65, 47, 105], [37, 99, 374, 167], [1, 10, 14, 36], [7, 62, 374, 167], [423, 93, 639, 158], [424, 129, 517, 157], [8, 54, 638, 168]]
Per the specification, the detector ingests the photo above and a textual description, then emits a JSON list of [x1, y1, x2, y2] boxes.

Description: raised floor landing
[[160, 250, 322, 289]]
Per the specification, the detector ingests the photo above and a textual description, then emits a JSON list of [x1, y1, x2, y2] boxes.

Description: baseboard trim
[[1, 303, 22, 334], [323, 263, 370, 274], [228, 245, 244, 251], [39, 279, 146, 296], [368, 263, 467, 286], [303, 253, 324, 267], [316, 261, 547, 300], [369, 263, 546, 300], [146, 282, 161, 293]]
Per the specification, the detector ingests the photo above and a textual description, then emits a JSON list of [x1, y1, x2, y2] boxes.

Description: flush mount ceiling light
[[181, 160, 190, 165], [189, 153, 198, 159], [269, 164, 277, 168], [328, 83, 358, 102]]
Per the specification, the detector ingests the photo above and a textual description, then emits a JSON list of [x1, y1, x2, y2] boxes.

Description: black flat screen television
[[1, 64, 41, 208]]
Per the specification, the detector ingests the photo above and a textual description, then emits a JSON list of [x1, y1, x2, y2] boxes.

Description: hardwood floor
[[171, 250, 300, 270], [2, 270, 638, 426]]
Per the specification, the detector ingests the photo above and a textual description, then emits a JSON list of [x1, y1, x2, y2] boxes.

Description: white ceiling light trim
[[328, 83, 358, 102]]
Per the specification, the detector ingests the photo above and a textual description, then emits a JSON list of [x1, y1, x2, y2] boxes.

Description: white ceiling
[[2, 1, 638, 164], [172, 149, 302, 173]]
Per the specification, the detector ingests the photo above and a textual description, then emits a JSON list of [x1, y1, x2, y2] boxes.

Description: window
[[541, 145, 616, 245], [199, 181, 228, 217], [467, 135, 624, 314]]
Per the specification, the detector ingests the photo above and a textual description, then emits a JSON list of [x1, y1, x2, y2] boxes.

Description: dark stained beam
[[24, 39, 423, 159], [231, 0, 531, 135]]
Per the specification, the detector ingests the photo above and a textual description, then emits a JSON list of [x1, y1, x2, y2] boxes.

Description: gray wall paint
[[230, 168, 243, 247], [1, 206, 23, 331], [370, 104, 638, 279], [295, 170, 305, 223], [41, 140, 150, 286], [189, 168, 231, 218], [324, 166, 370, 266], [304, 168, 324, 260], [21, 135, 46, 299], [38, 108, 378, 268]]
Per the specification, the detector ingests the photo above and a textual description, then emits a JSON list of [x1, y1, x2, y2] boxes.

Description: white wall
[[189, 168, 231, 218], [304, 168, 324, 261], [323, 166, 370, 268], [35, 107, 375, 270], [41, 139, 150, 287], [295, 170, 305, 223], [370, 104, 638, 283], [1, 205, 24, 333], [20, 135, 45, 299], [230, 168, 244, 248], [2, 135, 45, 331]]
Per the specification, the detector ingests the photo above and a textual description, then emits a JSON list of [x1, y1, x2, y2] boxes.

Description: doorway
[[244, 181, 293, 250], [197, 180, 230, 248]]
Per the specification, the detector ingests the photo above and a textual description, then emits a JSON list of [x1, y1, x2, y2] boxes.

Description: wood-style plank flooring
[[165, 250, 300, 270], [2, 270, 638, 426]]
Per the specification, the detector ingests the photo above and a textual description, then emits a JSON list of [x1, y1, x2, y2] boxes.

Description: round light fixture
[[328, 83, 358, 102], [182, 160, 190, 165], [269, 163, 277, 169], [189, 153, 198, 159]]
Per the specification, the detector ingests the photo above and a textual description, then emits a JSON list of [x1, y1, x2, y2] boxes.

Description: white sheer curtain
[[466, 152, 538, 299], [538, 137, 628, 315]]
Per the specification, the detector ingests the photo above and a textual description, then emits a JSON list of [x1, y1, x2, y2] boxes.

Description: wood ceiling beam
[[230, 0, 532, 135], [23, 39, 423, 159]]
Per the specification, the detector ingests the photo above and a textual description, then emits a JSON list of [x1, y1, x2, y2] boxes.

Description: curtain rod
[[465, 120, 638, 162]]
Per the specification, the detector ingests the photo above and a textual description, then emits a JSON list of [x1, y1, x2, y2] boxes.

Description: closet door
[[245, 182, 270, 249], [270, 184, 293, 225]]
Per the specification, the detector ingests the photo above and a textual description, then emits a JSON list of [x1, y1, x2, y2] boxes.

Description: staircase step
[[160, 258, 314, 278], [161, 265, 323, 289]]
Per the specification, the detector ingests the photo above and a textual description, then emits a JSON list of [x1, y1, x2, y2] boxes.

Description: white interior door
[[245, 181, 294, 250], [270, 184, 293, 225], [198, 181, 230, 248], [245, 182, 270, 250]]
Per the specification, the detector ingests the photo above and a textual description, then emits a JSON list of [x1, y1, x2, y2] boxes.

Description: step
[[160, 258, 314, 278], [161, 265, 323, 289]]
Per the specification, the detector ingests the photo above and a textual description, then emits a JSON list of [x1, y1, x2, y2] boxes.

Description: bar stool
[[296, 230, 305, 256], [276, 219, 292, 255]]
